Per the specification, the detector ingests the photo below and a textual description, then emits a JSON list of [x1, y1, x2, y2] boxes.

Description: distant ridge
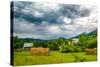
[[17, 29, 97, 41]]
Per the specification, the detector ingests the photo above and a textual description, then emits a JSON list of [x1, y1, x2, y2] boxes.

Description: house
[[72, 38, 79, 45], [23, 43, 33, 50]]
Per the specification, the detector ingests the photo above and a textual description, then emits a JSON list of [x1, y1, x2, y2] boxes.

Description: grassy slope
[[14, 51, 97, 66]]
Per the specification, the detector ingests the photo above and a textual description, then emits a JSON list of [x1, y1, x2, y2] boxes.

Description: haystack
[[85, 48, 97, 55], [30, 47, 50, 56]]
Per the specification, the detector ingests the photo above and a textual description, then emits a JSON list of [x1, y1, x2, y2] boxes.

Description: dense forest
[[12, 29, 97, 53]]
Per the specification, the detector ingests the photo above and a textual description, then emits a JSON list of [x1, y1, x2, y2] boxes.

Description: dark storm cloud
[[12, 1, 91, 25], [60, 4, 90, 18], [14, 11, 44, 24]]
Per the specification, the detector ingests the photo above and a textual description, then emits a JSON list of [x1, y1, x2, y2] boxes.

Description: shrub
[[73, 46, 82, 52], [59, 45, 82, 53], [86, 39, 97, 49]]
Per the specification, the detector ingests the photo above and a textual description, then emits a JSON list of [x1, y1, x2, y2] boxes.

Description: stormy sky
[[11, 1, 97, 40]]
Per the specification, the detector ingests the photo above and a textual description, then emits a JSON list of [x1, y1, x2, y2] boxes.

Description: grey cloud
[[60, 4, 90, 19], [13, 2, 91, 25], [11, 1, 97, 39]]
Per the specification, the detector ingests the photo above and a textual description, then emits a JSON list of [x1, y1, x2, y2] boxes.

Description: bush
[[86, 39, 97, 49], [65, 45, 74, 52], [73, 46, 82, 52], [59, 45, 82, 53]]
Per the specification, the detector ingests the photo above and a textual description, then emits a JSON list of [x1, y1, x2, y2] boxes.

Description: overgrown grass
[[13, 51, 97, 66]]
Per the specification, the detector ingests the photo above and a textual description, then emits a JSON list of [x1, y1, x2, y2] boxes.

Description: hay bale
[[85, 48, 97, 55], [30, 48, 50, 56]]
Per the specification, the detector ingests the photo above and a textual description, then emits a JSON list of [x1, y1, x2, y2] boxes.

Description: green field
[[13, 51, 97, 66]]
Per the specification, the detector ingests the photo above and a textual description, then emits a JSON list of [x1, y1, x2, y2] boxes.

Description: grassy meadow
[[14, 51, 97, 66]]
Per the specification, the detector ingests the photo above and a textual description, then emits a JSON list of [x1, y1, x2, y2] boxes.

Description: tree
[[79, 34, 87, 50], [86, 37, 97, 48], [13, 36, 23, 49]]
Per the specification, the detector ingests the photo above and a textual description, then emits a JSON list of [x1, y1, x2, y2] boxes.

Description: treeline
[[13, 31, 97, 52]]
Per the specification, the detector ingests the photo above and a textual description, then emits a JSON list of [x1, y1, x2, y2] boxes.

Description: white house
[[72, 38, 79, 45], [23, 43, 33, 50]]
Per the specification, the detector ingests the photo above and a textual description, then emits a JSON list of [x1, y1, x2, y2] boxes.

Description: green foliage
[[79, 32, 97, 50], [79, 33, 87, 47], [13, 36, 23, 49], [86, 38, 97, 48], [13, 29, 97, 51], [74, 46, 82, 52], [60, 45, 82, 53], [59, 41, 82, 53]]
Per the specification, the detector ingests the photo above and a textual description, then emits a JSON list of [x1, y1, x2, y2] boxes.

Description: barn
[[23, 43, 33, 51]]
